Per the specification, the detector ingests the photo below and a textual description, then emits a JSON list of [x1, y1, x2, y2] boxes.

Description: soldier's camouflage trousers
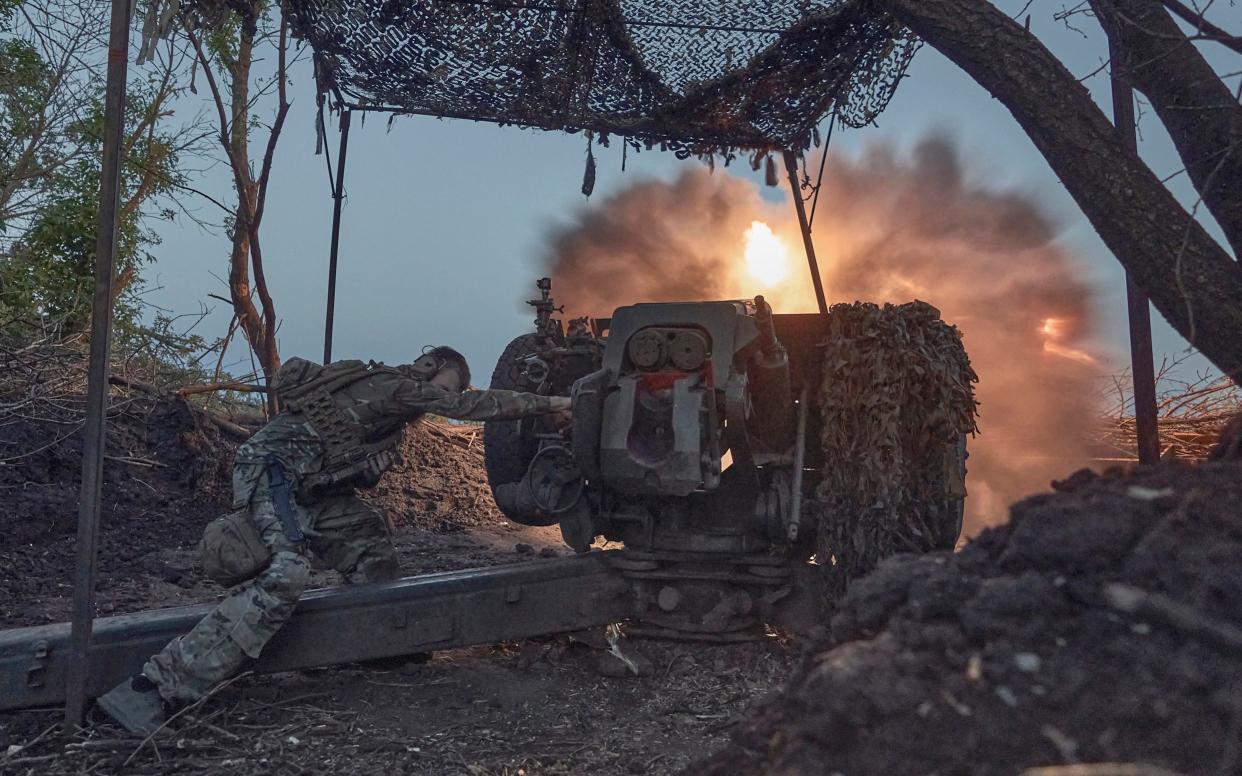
[[142, 472, 399, 704]]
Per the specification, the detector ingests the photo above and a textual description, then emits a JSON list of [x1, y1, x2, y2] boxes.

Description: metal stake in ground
[[323, 108, 352, 363], [65, 0, 131, 726], [1107, 30, 1160, 466], [782, 150, 828, 315]]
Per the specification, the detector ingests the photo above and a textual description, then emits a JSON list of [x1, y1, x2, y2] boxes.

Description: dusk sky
[[143, 1, 1239, 384]]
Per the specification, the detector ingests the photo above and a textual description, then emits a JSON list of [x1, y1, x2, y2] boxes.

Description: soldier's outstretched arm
[[392, 380, 570, 422]]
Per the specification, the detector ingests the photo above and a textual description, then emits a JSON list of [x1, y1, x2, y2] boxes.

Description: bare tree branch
[[878, 0, 1242, 382], [1161, 0, 1242, 54], [1092, 0, 1242, 258]]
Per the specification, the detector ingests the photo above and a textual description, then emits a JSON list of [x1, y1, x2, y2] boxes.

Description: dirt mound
[[0, 393, 234, 546], [0, 358, 505, 628], [362, 419, 503, 532], [0, 371, 240, 626], [0, 337, 238, 549], [696, 459, 1242, 776]]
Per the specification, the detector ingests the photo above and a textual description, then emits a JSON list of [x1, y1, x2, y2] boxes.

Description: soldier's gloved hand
[[549, 396, 572, 431]]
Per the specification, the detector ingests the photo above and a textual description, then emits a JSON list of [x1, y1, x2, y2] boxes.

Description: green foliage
[[0, 38, 45, 114], [1, 166, 145, 328], [0, 6, 184, 346], [0, 37, 50, 235], [1, 92, 181, 338], [201, 0, 274, 63], [205, 17, 242, 67], [0, 0, 276, 402]]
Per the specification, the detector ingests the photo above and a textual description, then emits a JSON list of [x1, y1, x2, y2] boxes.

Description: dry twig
[[1097, 355, 1241, 461]]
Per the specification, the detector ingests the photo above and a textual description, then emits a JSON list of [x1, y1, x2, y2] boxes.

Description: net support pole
[[323, 108, 352, 363], [65, 0, 130, 726], [1107, 33, 1160, 465], [783, 150, 828, 314]]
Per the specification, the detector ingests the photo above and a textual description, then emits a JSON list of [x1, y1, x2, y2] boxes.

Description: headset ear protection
[[409, 350, 444, 377], [408, 350, 446, 380]]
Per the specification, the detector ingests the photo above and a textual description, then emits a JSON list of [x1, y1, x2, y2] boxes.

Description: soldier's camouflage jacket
[[232, 358, 562, 507]]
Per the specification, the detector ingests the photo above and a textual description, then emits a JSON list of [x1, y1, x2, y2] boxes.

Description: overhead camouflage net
[[814, 301, 978, 598], [280, 0, 920, 156]]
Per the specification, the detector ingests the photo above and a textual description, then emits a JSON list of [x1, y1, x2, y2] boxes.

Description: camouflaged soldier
[[96, 347, 569, 734]]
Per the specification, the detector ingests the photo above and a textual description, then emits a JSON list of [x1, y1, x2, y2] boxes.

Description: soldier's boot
[[95, 674, 168, 736]]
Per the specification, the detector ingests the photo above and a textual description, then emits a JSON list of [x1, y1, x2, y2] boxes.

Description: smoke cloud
[[545, 137, 1102, 532], [544, 172, 780, 313]]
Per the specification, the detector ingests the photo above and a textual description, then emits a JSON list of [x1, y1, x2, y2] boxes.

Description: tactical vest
[[273, 357, 412, 495]]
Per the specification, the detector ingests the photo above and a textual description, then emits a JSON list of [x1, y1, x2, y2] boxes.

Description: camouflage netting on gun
[[271, 0, 918, 156], [814, 301, 978, 597]]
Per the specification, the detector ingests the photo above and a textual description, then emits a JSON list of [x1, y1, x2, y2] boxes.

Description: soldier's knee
[[256, 550, 311, 601]]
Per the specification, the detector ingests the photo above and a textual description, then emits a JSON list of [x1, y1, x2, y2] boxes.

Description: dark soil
[[696, 460, 1242, 776], [0, 389, 235, 627], [0, 390, 234, 546], [2, 634, 792, 775]]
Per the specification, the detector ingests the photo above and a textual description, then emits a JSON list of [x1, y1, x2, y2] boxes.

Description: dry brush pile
[[1098, 362, 1242, 462], [361, 418, 506, 533]]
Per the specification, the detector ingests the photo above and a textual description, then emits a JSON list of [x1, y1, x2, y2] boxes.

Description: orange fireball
[[743, 221, 790, 288]]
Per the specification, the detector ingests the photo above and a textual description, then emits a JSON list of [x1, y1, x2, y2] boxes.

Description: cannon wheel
[[932, 433, 968, 551], [483, 334, 558, 526]]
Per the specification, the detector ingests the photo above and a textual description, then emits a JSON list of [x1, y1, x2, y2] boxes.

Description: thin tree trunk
[[874, 0, 1242, 383], [225, 11, 280, 411], [181, 13, 282, 412], [1091, 0, 1242, 258]]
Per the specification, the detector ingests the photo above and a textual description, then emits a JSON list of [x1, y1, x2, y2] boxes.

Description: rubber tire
[[483, 334, 559, 526], [932, 434, 967, 551]]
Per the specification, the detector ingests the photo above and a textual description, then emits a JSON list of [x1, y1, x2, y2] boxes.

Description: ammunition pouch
[[200, 510, 271, 587], [299, 446, 399, 500]]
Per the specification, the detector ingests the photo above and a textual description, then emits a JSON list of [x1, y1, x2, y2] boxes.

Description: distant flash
[[1040, 317, 1097, 365]]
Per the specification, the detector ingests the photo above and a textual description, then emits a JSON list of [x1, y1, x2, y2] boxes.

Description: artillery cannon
[[485, 279, 966, 640]]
